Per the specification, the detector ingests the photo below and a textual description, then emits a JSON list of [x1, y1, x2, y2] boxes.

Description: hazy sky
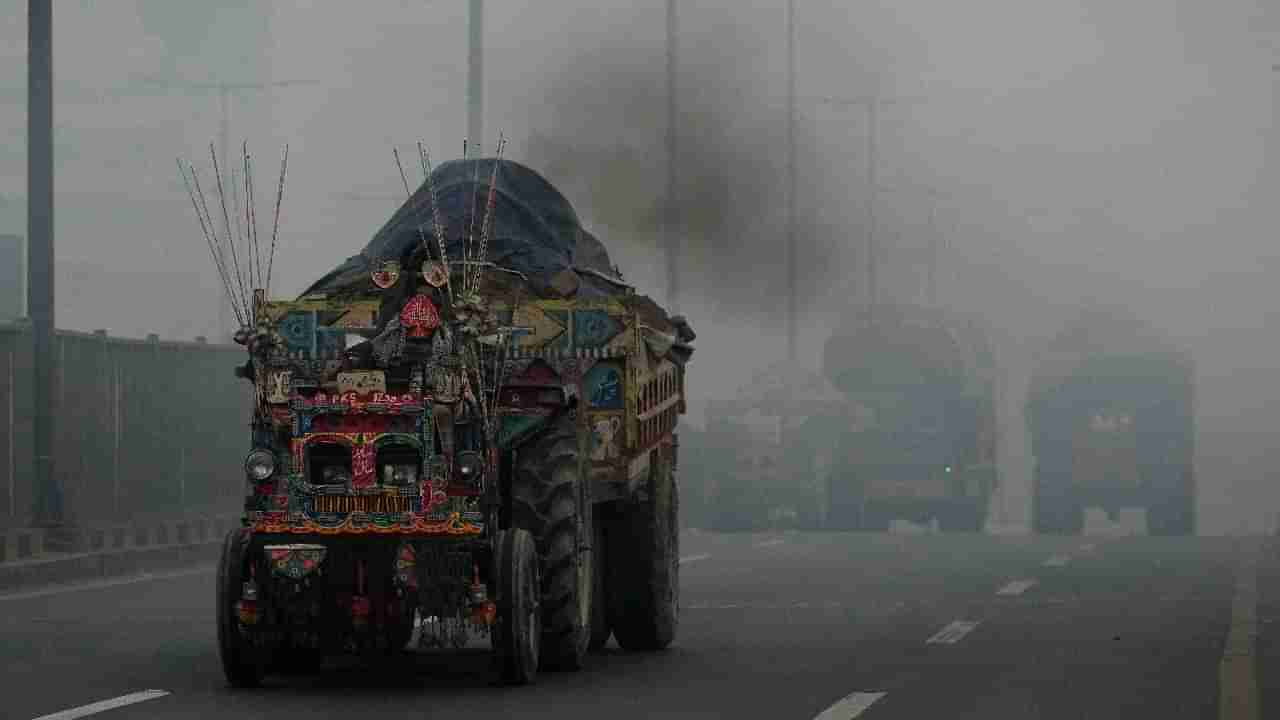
[[3, 1, 1280, 531]]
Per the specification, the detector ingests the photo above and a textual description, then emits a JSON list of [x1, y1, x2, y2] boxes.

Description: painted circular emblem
[[422, 260, 448, 288], [372, 260, 401, 289]]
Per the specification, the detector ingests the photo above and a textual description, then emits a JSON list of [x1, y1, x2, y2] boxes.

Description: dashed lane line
[[811, 691, 887, 720], [31, 690, 170, 720], [1219, 540, 1261, 720], [926, 620, 980, 645], [678, 553, 712, 566], [754, 538, 786, 548], [996, 579, 1037, 596], [1043, 554, 1071, 567]]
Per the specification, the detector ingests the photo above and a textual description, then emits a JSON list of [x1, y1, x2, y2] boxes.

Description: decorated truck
[[193, 155, 694, 686], [702, 362, 849, 531], [1026, 308, 1194, 535], [822, 302, 998, 532]]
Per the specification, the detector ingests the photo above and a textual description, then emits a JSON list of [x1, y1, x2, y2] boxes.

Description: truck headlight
[[456, 451, 485, 486], [245, 449, 276, 481]]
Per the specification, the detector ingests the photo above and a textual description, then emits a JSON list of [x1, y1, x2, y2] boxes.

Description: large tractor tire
[[493, 528, 541, 685], [608, 445, 679, 652], [512, 415, 593, 671], [588, 511, 612, 651], [217, 528, 266, 688]]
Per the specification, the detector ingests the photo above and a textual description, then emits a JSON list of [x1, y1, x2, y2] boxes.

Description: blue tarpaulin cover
[[301, 158, 620, 300]]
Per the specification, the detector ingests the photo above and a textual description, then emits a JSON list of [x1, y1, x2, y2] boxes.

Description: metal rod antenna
[[198, 154, 247, 325], [245, 147, 262, 289], [230, 144, 249, 292], [190, 160, 234, 310], [266, 144, 289, 298], [211, 144, 250, 321], [180, 159, 244, 326], [188, 160, 245, 326], [465, 153, 483, 294], [473, 133, 505, 291], [394, 147, 412, 200], [420, 144, 454, 305]]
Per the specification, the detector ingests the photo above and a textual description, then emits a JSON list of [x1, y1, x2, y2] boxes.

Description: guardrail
[[0, 322, 251, 531]]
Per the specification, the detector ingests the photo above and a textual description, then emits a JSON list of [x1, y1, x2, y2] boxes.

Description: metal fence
[[0, 323, 251, 530]]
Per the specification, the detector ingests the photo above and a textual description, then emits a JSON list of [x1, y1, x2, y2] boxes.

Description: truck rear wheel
[[512, 415, 593, 671], [217, 528, 265, 688], [493, 528, 541, 685], [608, 446, 679, 652]]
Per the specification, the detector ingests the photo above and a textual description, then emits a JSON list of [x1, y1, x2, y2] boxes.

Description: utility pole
[[28, 1, 59, 526], [927, 201, 938, 306], [468, 0, 483, 157], [818, 93, 924, 310], [866, 100, 878, 308], [875, 182, 946, 307], [665, 0, 679, 312], [785, 0, 797, 363]]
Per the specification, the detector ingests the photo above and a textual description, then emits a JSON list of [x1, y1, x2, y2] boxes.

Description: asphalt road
[[1, 529, 1272, 720]]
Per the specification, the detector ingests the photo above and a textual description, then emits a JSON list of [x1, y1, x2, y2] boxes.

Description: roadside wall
[[0, 323, 250, 530]]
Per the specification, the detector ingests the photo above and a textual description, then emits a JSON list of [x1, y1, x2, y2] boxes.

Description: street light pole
[[468, 0, 483, 156], [665, 0, 679, 312], [818, 93, 924, 310], [28, 0, 59, 527], [786, 0, 797, 363]]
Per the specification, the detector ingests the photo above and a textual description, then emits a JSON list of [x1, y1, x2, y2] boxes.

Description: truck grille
[[310, 495, 416, 514]]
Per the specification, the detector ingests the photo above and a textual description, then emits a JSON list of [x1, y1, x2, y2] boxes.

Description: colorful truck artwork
[[186, 153, 694, 688]]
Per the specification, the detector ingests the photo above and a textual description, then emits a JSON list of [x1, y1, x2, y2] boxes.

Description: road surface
[[2, 530, 1274, 719]]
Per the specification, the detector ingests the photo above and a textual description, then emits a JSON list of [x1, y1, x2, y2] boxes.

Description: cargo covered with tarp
[[301, 158, 691, 362]]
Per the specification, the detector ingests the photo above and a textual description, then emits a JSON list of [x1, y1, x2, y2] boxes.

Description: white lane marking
[[1078, 543, 1097, 553], [754, 538, 786, 548], [996, 579, 1037, 596], [678, 553, 712, 565], [32, 690, 170, 720], [926, 620, 980, 644], [1219, 541, 1261, 720], [0, 565, 212, 603], [1043, 554, 1071, 567], [812, 691, 887, 720]]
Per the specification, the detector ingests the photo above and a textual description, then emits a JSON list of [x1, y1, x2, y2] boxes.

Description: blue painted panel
[[574, 309, 623, 349], [584, 361, 624, 410]]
